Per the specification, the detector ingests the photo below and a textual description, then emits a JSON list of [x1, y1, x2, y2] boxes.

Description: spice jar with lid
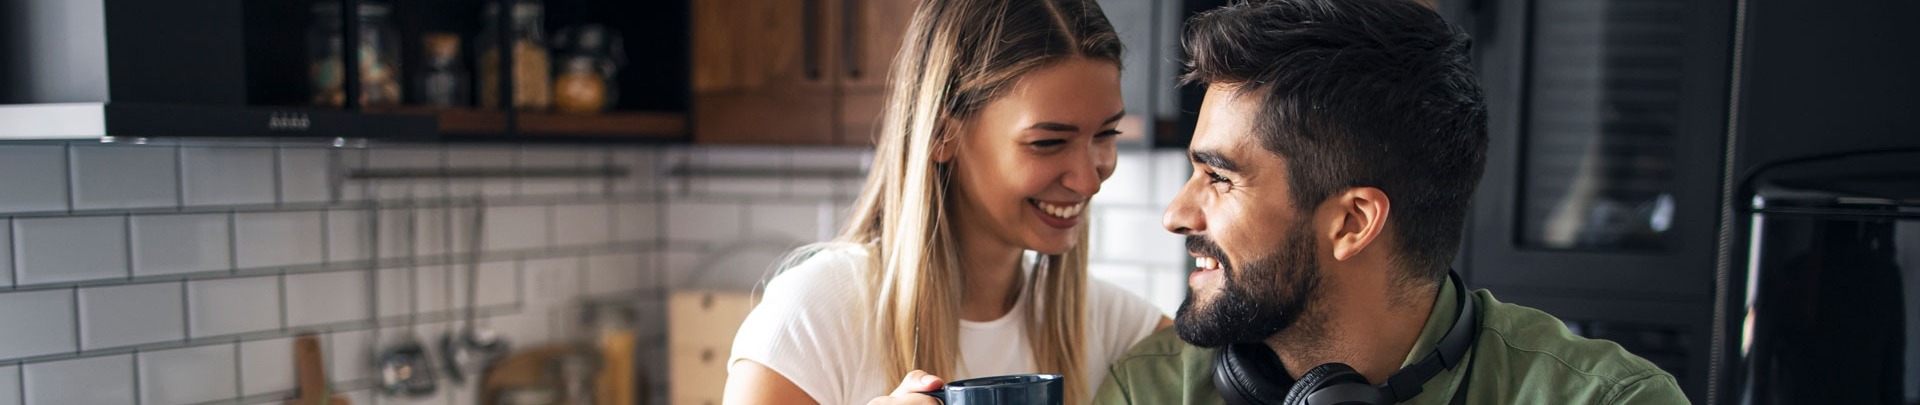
[[478, 0, 552, 111], [308, 2, 403, 107]]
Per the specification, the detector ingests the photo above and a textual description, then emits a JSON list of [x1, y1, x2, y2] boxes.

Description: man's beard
[[1173, 223, 1324, 348]]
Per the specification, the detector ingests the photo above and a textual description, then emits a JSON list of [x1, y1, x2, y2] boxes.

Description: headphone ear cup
[[1213, 343, 1295, 405], [1283, 363, 1370, 405]]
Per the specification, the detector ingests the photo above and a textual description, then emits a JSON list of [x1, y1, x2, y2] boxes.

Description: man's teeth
[[1195, 257, 1221, 270], [1036, 201, 1085, 218]]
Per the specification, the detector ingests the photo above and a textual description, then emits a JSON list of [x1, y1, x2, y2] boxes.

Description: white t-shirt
[[729, 245, 1165, 404]]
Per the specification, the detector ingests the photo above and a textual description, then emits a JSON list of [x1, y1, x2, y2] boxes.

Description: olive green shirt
[[1093, 278, 1690, 404]]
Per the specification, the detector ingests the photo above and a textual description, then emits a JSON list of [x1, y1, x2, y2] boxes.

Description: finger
[[888, 370, 945, 396]]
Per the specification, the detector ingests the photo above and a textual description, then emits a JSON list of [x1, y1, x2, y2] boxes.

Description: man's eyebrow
[[1191, 150, 1240, 172], [1027, 111, 1128, 133]]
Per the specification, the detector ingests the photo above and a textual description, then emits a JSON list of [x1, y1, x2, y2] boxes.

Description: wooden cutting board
[[290, 333, 350, 405]]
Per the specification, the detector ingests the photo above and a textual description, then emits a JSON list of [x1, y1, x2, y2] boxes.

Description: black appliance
[[0, 0, 434, 139], [1735, 150, 1918, 404]]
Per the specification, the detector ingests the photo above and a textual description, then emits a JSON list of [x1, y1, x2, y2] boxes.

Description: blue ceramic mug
[[919, 374, 1064, 405]]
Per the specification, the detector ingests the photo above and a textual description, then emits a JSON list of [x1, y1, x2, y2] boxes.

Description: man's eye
[[1095, 129, 1123, 138], [1205, 171, 1230, 184]]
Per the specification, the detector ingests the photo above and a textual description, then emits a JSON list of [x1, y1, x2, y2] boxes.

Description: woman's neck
[[955, 236, 1025, 322]]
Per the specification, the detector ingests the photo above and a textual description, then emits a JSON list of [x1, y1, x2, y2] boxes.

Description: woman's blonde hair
[[834, 0, 1122, 402]]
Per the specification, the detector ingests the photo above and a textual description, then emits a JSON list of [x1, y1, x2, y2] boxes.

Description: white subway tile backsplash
[[484, 205, 549, 252], [13, 216, 128, 285], [181, 147, 275, 206], [0, 143, 682, 402], [610, 149, 657, 194], [187, 276, 281, 337], [554, 204, 612, 246], [0, 145, 68, 213], [0, 290, 76, 360], [138, 344, 237, 405], [747, 202, 826, 242], [285, 271, 370, 327], [0, 365, 17, 405], [1095, 207, 1185, 265], [234, 211, 324, 269], [23, 355, 133, 405], [70, 146, 178, 210], [336, 149, 369, 202], [78, 282, 184, 350], [413, 208, 451, 257], [519, 148, 586, 196], [475, 261, 517, 307], [447, 147, 518, 198], [1090, 263, 1150, 300], [1, 221, 11, 287], [1100, 153, 1154, 206], [131, 214, 231, 277], [414, 265, 451, 314], [522, 257, 581, 305], [239, 337, 293, 397], [666, 201, 742, 244], [614, 203, 657, 242], [327, 209, 371, 263], [326, 329, 374, 384], [367, 148, 447, 200], [585, 253, 645, 296], [1151, 150, 1191, 204], [1147, 266, 1187, 323], [279, 148, 333, 204], [376, 267, 413, 319]]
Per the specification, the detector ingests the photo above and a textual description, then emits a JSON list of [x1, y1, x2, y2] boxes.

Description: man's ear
[[1321, 187, 1390, 262]]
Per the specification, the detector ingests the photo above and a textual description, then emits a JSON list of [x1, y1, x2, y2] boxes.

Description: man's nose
[[1164, 172, 1205, 235]]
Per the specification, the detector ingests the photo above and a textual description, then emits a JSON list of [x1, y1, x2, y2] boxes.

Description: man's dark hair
[[1182, 0, 1488, 283]]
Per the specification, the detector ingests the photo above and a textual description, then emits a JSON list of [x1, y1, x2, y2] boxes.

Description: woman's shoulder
[[757, 243, 875, 310]]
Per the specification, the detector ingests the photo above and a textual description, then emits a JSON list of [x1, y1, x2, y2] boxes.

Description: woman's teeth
[[1035, 200, 1085, 218], [1195, 257, 1221, 270]]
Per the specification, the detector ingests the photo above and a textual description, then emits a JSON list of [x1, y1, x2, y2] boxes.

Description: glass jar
[[551, 25, 625, 114], [479, 0, 552, 111], [415, 32, 470, 107], [307, 2, 403, 107]]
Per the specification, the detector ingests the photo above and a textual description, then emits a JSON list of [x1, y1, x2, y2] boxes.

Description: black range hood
[[0, 0, 434, 139]]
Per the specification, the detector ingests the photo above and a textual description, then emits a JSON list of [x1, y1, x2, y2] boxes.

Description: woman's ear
[[933, 118, 960, 163]]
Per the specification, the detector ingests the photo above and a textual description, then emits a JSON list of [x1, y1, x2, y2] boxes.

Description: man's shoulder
[[1473, 290, 1689, 403], [1096, 328, 1225, 405]]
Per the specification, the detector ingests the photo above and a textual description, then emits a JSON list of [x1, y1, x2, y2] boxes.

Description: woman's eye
[[1030, 139, 1067, 148], [1095, 129, 1123, 138]]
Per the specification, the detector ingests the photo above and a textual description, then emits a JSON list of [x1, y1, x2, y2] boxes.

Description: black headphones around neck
[[1212, 270, 1481, 405]]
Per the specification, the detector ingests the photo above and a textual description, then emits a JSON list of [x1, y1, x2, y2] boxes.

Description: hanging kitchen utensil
[[290, 333, 350, 405], [442, 194, 510, 383], [377, 195, 439, 397]]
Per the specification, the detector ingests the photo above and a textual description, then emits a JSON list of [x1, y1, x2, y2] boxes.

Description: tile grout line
[[232, 339, 243, 402], [131, 347, 142, 405]]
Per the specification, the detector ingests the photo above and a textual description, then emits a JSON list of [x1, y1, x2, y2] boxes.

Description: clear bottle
[[416, 32, 470, 107], [478, 0, 552, 111], [307, 2, 403, 107]]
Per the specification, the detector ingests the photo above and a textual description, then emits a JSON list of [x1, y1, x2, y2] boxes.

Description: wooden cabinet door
[[692, 0, 838, 144], [833, 0, 915, 145]]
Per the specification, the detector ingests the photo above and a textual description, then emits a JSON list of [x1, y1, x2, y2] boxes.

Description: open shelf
[[363, 106, 685, 140]]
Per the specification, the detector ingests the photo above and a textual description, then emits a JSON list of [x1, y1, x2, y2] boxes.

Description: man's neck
[[1266, 277, 1441, 384]]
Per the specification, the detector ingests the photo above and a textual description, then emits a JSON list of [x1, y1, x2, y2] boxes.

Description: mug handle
[[918, 390, 947, 404]]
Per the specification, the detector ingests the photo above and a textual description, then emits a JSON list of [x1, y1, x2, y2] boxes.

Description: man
[[1094, 0, 1689, 403]]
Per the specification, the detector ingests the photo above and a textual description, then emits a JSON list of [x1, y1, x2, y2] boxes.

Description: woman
[[722, 0, 1168, 404]]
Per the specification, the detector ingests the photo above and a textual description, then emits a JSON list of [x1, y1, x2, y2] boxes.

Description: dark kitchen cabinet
[[691, 0, 912, 145], [250, 0, 691, 140], [1441, 0, 1736, 401]]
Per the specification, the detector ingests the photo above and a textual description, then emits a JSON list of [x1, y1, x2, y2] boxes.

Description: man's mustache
[[1186, 235, 1232, 270]]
